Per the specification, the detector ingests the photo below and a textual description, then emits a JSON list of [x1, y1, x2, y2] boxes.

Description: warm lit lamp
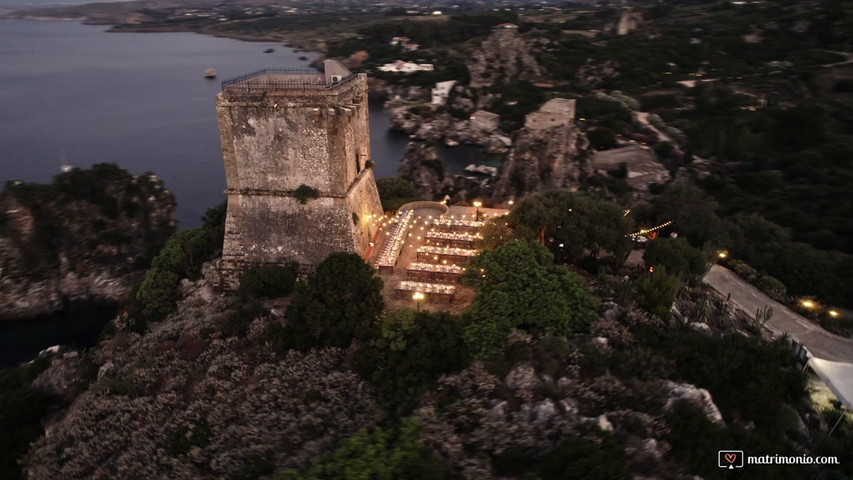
[[801, 299, 815, 309], [413, 291, 425, 311], [473, 200, 482, 221]]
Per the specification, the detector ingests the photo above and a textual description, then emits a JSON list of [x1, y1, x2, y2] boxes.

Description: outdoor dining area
[[416, 245, 478, 265], [375, 209, 414, 275], [370, 203, 509, 309], [424, 230, 482, 249], [422, 216, 486, 233], [406, 261, 465, 284], [394, 280, 457, 304]]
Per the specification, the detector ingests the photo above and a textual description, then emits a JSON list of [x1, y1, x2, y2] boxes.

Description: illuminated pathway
[[704, 265, 853, 363]]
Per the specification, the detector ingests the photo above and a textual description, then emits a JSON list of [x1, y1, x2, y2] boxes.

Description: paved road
[[703, 265, 853, 363]]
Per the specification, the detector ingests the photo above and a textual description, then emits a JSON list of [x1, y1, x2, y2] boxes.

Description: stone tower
[[215, 60, 383, 285]]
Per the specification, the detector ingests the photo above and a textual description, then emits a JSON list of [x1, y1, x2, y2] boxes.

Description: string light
[[629, 221, 672, 237]]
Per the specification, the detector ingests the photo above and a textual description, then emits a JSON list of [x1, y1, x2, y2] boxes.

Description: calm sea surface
[[0, 19, 487, 229], [0, 19, 493, 365]]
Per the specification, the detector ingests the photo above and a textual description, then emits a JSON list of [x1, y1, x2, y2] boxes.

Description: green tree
[[587, 127, 619, 150], [284, 252, 384, 351], [650, 184, 727, 248], [375, 177, 422, 211], [356, 309, 471, 414], [279, 419, 446, 480], [512, 190, 633, 266], [643, 237, 708, 279], [463, 241, 599, 357], [634, 266, 680, 320], [135, 228, 215, 321]]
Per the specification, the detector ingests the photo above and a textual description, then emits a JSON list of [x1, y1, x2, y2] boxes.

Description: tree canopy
[[633, 266, 680, 320], [643, 237, 709, 279], [511, 190, 633, 266], [463, 241, 599, 357], [284, 252, 385, 351], [356, 309, 470, 415], [279, 419, 445, 480]]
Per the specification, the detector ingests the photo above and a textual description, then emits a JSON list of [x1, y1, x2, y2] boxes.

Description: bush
[[133, 223, 221, 323], [587, 127, 619, 150], [283, 252, 384, 351], [279, 419, 445, 480], [239, 264, 297, 299], [293, 185, 320, 205], [643, 237, 708, 279], [634, 266, 680, 320], [356, 309, 471, 415], [463, 241, 599, 357]]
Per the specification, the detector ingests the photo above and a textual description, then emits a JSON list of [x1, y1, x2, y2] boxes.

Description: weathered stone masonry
[[215, 60, 383, 286]]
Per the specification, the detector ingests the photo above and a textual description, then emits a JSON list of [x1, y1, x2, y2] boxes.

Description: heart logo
[[725, 453, 737, 464]]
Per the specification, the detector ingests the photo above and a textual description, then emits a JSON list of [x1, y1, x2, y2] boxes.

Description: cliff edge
[[0, 164, 176, 320]]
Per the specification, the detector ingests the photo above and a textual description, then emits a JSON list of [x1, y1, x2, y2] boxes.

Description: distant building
[[470, 110, 500, 132], [431, 80, 457, 105], [390, 36, 419, 51], [524, 98, 576, 130], [378, 60, 434, 73], [590, 145, 670, 189]]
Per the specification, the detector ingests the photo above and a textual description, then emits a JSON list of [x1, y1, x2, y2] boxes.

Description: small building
[[496, 23, 519, 29], [470, 110, 500, 132], [378, 60, 434, 73], [431, 80, 457, 105], [590, 145, 670, 189], [524, 98, 576, 130]]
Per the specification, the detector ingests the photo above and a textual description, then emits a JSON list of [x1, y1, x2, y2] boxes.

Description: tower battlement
[[215, 60, 383, 287]]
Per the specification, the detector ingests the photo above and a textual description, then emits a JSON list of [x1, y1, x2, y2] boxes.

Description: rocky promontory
[[493, 98, 590, 199], [0, 164, 176, 320]]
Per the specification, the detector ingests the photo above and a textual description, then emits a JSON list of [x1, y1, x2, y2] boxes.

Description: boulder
[[662, 380, 725, 425]]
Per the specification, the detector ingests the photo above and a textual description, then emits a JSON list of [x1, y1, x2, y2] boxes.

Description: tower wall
[[215, 70, 383, 285]]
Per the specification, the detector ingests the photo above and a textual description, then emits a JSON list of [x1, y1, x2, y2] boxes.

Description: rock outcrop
[[398, 142, 454, 199], [0, 164, 176, 320], [386, 102, 510, 154], [466, 25, 544, 88], [25, 265, 379, 479], [493, 99, 589, 200], [616, 9, 644, 36]]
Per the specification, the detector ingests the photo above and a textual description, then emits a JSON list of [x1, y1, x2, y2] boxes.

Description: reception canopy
[[809, 357, 853, 409]]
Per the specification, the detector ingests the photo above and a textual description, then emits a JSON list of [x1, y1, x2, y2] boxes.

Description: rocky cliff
[[398, 142, 454, 200], [493, 99, 590, 200], [466, 26, 544, 88], [0, 164, 176, 320]]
